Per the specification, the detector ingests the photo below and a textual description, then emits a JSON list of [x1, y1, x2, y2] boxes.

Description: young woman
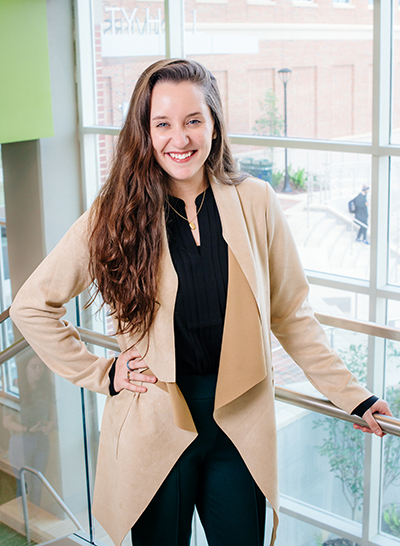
[[10, 59, 391, 546]]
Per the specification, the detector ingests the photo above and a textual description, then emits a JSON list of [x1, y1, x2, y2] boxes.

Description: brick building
[[94, 0, 400, 152]]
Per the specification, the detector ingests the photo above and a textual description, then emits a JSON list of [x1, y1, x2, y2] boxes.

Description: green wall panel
[[0, 0, 53, 144]]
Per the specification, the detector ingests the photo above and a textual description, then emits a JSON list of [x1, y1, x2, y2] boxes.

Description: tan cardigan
[[10, 176, 372, 546]]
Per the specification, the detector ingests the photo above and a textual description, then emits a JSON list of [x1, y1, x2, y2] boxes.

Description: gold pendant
[[189, 222, 196, 230]]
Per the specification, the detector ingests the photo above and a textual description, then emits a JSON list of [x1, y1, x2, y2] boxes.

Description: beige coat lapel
[[211, 177, 260, 314], [136, 178, 268, 427], [215, 249, 267, 410], [211, 177, 269, 410]]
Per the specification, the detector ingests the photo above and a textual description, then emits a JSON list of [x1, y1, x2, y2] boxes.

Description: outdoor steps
[[287, 211, 326, 247], [286, 205, 370, 279], [303, 216, 338, 249], [0, 497, 76, 544]]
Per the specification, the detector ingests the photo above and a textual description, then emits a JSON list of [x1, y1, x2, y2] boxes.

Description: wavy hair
[[88, 58, 244, 342]]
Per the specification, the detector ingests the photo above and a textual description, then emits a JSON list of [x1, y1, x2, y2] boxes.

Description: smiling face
[[150, 81, 215, 192], [26, 356, 44, 386]]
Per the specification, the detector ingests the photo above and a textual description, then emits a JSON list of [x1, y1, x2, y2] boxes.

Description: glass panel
[[388, 157, 400, 286], [234, 146, 371, 280], [0, 317, 17, 398], [270, 509, 361, 545], [0, 147, 11, 316], [84, 134, 119, 206], [381, 357, 400, 540], [0, 347, 92, 543], [391, 1, 400, 145], [97, 134, 118, 191], [4, 358, 18, 398], [277, 402, 365, 523], [186, 0, 373, 141], [309, 285, 369, 321], [382, 302, 400, 541], [90, 0, 166, 127]]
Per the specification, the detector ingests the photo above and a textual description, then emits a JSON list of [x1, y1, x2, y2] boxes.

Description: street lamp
[[278, 68, 292, 193]]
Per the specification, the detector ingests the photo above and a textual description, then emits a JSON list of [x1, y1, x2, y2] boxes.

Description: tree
[[253, 89, 284, 137], [383, 384, 400, 491], [314, 342, 400, 524]]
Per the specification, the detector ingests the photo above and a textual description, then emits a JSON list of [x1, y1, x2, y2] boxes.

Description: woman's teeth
[[169, 152, 194, 160]]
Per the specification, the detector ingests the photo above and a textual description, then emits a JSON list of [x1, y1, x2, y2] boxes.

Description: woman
[[10, 59, 391, 546]]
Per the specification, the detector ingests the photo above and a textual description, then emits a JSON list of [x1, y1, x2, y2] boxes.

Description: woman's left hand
[[353, 399, 393, 437]]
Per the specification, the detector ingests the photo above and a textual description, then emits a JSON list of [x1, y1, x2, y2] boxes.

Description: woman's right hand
[[113, 347, 158, 394]]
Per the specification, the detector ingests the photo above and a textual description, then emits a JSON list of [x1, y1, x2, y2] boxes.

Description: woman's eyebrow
[[152, 111, 204, 121], [151, 115, 169, 121]]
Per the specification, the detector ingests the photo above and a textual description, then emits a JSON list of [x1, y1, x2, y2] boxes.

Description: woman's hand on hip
[[353, 399, 393, 437], [114, 347, 158, 394]]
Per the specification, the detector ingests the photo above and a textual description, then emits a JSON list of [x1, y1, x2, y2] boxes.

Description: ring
[[126, 360, 136, 371], [127, 370, 131, 381]]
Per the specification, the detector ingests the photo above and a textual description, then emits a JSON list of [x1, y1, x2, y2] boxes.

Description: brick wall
[[94, 0, 400, 173]]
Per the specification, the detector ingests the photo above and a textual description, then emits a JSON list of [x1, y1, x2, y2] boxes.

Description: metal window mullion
[[229, 134, 400, 156], [165, 0, 185, 58], [75, 0, 100, 211], [75, 0, 98, 128], [81, 133, 101, 208], [363, 0, 393, 543]]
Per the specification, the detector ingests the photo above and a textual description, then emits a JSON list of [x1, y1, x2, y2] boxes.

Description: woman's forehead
[[150, 81, 210, 115]]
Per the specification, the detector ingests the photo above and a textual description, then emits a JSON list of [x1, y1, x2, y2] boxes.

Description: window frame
[[74, 0, 400, 544]]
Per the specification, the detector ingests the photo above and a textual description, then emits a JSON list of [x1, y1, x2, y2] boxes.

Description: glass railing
[[0, 308, 399, 546]]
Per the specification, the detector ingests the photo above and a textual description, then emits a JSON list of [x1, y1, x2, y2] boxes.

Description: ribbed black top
[[166, 186, 228, 375]]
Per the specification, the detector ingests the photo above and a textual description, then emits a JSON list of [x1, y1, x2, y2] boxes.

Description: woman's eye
[[156, 122, 168, 128], [188, 119, 201, 125]]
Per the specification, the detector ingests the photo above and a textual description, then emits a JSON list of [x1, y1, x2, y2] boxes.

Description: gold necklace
[[166, 188, 207, 230]]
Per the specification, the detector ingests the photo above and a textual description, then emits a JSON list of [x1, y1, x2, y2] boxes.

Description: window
[[0, 147, 15, 399], [74, 1, 400, 544]]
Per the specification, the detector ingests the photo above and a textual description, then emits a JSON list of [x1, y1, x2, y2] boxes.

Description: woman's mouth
[[167, 151, 196, 162]]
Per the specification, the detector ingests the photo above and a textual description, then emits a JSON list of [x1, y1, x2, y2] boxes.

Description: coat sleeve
[[10, 211, 115, 395], [265, 184, 373, 415]]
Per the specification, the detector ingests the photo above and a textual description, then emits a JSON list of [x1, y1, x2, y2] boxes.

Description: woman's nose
[[170, 127, 189, 148]]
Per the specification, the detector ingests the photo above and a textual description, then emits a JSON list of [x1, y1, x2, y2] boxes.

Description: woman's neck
[[168, 176, 208, 203], [167, 174, 209, 246]]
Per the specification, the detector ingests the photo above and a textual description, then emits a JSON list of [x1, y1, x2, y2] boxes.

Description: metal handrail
[[276, 387, 400, 438], [77, 326, 120, 351], [77, 328, 400, 438], [0, 337, 29, 365], [1, 313, 400, 436], [0, 307, 10, 324], [315, 312, 400, 342], [20, 466, 84, 546]]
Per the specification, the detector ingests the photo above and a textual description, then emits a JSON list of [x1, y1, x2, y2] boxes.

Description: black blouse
[[166, 186, 228, 375]]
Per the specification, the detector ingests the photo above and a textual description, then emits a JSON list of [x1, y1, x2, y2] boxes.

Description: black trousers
[[357, 225, 367, 240], [131, 373, 266, 546]]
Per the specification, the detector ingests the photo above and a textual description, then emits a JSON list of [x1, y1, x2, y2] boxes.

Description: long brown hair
[[88, 58, 244, 341]]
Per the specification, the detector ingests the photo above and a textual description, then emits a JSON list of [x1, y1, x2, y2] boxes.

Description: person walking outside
[[354, 184, 369, 244]]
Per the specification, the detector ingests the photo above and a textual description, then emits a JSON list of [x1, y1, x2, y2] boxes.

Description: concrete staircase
[[281, 197, 371, 280], [0, 497, 76, 545]]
